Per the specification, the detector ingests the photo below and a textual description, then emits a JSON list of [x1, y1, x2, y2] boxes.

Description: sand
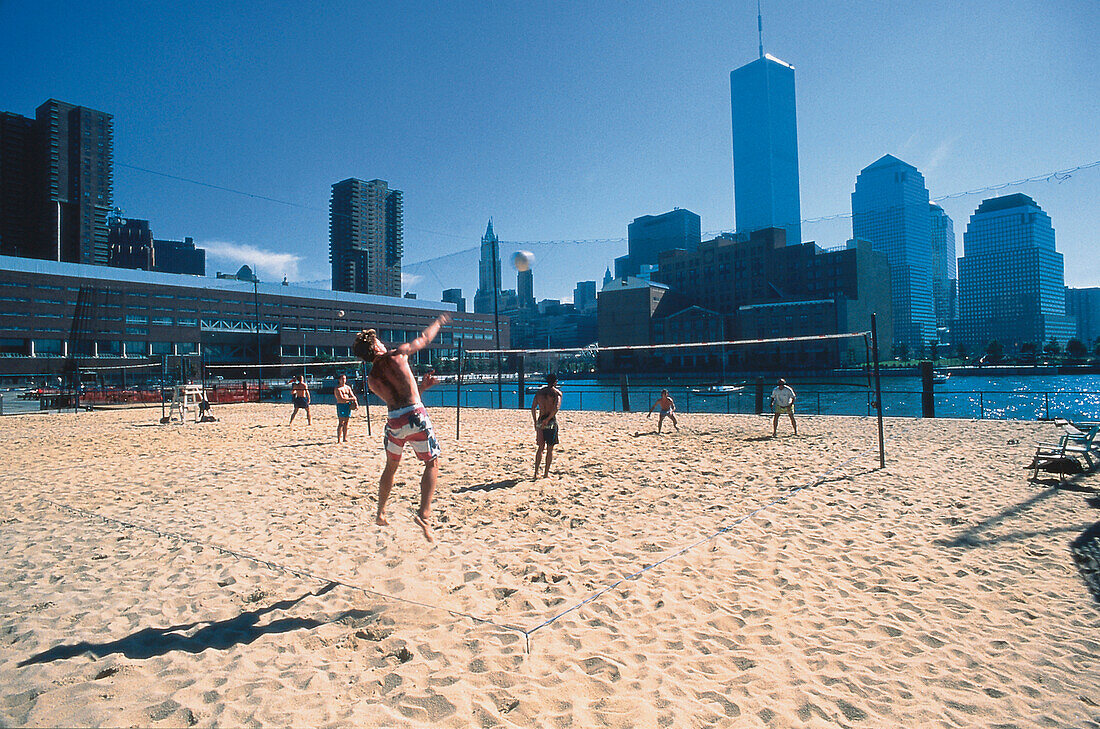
[[1, 403, 1098, 728]]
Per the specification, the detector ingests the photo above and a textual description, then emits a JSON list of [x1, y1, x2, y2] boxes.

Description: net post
[[456, 342, 464, 441], [517, 354, 525, 409], [619, 374, 630, 412], [871, 314, 885, 468]]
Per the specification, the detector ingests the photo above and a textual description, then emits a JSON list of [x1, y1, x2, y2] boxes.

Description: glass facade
[[851, 155, 935, 348], [731, 55, 801, 245], [957, 193, 1074, 350], [929, 202, 956, 329]]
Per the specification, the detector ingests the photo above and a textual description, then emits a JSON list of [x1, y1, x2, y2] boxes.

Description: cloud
[[922, 136, 958, 179], [200, 241, 302, 281], [401, 272, 424, 288]]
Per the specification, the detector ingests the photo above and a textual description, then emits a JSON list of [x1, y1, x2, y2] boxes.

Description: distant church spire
[[757, 0, 764, 59], [485, 217, 495, 240]]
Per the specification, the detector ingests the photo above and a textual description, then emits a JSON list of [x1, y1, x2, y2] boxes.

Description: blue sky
[[2, 0, 1097, 302]]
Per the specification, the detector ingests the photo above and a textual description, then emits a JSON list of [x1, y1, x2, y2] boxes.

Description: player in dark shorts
[[289, 375, 311, 425], [531, 374, 562, 479]]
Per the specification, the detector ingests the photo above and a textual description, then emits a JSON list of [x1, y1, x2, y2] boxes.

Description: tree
[[955, 342, 968, 360], [928, 338, 940, 362], [1066, 338, 1087, 359], [1019, 341, 1037, 364], [892, 342, 909, 361], [1043, 338, 1061, 357], [985, 340, 1003, 361]]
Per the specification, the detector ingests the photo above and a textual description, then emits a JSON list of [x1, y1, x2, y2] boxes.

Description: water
[[11, 373, 1099, 422], [401, 373, 1100, 422]]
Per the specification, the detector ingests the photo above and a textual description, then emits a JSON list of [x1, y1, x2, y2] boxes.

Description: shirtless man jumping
[[531, 374, 562, 479], [353, 313, 450, 542]]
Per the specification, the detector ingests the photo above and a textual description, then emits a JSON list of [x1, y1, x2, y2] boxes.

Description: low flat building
[[0, 255, 503, 381]]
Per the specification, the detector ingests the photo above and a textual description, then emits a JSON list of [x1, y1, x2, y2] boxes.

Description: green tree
[[1043, 338, 1061, 357], [985, 340, 1003, 361], [1066, 338, 1087, 359], [1019, 341, 1037, 363]]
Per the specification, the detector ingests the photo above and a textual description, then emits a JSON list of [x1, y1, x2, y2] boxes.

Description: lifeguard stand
[[168, 384, 207, 423]]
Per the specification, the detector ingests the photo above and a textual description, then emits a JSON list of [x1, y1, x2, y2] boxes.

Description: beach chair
[[1031, 423, 1100, 482]]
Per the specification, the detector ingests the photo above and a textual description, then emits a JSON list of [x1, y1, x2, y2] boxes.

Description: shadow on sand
[[454, 478, 523, 494], [18, 583, 338, 667]]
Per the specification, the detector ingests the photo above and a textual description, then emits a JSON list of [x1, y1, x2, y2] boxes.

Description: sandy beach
[[1, 403, 1098, 727]]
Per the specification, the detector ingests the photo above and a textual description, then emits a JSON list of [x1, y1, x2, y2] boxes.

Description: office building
[[956, 194, 1075, 350], [0, 99, 114, 264], [852, 154, 935, 348], [614, 208, 701, 278], [107, 215, 205, 276], [442, 288, 466, 313], [650, 228, 892, 370], [107, 216, 154, 270], [517, 268, 534, 309], [0, 112, 35, 257], [0, 255, 502, 379], [329, 178, 402, 297], [573, 280, 597, 314], [731, 54, 801, 245], [1065, 287, 1100, 345], [929, 202, 956, 331], [473, 219, 502, 315], [153, 236, 205, 276]]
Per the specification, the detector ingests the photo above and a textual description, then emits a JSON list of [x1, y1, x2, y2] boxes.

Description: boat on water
[[932, 372, 951, 384], [690, 384, 744, 395]]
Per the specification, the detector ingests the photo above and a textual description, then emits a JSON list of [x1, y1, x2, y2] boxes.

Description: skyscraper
[[957, 193, 1076, 350], [517, 268, 534, 309], [574, 280, 597, 314], [614, 208, 701, 278], [0, 99, 113, 264], [473, 219, 501, 315], [442, 288, 466, 313], [852, 154, 935, 348], [0, 112, 35, 258], [731, 54, 801, 245], [329, 178, 402, 297], [929, 202, 957, 330]]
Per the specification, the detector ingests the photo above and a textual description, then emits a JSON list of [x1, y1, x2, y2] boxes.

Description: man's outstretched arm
[[396, 313, 451, 356]]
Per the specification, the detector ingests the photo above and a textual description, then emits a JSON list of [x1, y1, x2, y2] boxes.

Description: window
[[151, 317, 173, 326], [126, 315, 149, 325]]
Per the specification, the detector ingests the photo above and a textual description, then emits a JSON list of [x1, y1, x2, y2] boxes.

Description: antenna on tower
[[757, 0, 764, 58]]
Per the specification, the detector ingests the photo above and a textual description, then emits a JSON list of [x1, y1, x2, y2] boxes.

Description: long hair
[[353, 329, 380, 363]]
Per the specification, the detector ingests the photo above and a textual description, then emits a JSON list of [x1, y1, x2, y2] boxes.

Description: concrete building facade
[[329, 178, 402, 297]]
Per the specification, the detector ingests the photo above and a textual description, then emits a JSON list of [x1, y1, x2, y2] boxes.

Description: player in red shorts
[[353, 314, 450, 541]]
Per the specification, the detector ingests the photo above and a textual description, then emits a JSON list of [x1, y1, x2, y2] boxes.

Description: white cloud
[[922, 136, 958, 180], [201, 241, 302, 281], [401, 272, 424, 288]]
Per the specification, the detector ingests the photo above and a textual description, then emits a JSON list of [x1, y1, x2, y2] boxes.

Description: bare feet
[[413, 513, 434, 542], [376, 514, 389, 526]]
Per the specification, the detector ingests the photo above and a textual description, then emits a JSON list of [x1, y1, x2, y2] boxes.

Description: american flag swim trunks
[[384, 402, 441, 462]]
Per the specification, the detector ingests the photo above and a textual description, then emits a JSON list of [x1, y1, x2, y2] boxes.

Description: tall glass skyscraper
[[852, 155, 935, 348], [929, 202, 957, 330], [731, 54, 801, 245], [957, 193, 1075, 350]]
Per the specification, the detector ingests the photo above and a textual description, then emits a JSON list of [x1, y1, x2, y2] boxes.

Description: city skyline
[[1, 1, 1097, 302]]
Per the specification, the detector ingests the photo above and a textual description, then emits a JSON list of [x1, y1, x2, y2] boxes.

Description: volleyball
[[337, 310, 345, 317], [511, 250, 534, 272]]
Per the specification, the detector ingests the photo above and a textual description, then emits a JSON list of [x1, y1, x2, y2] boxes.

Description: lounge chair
[[1031, 423, 1100, 482]]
